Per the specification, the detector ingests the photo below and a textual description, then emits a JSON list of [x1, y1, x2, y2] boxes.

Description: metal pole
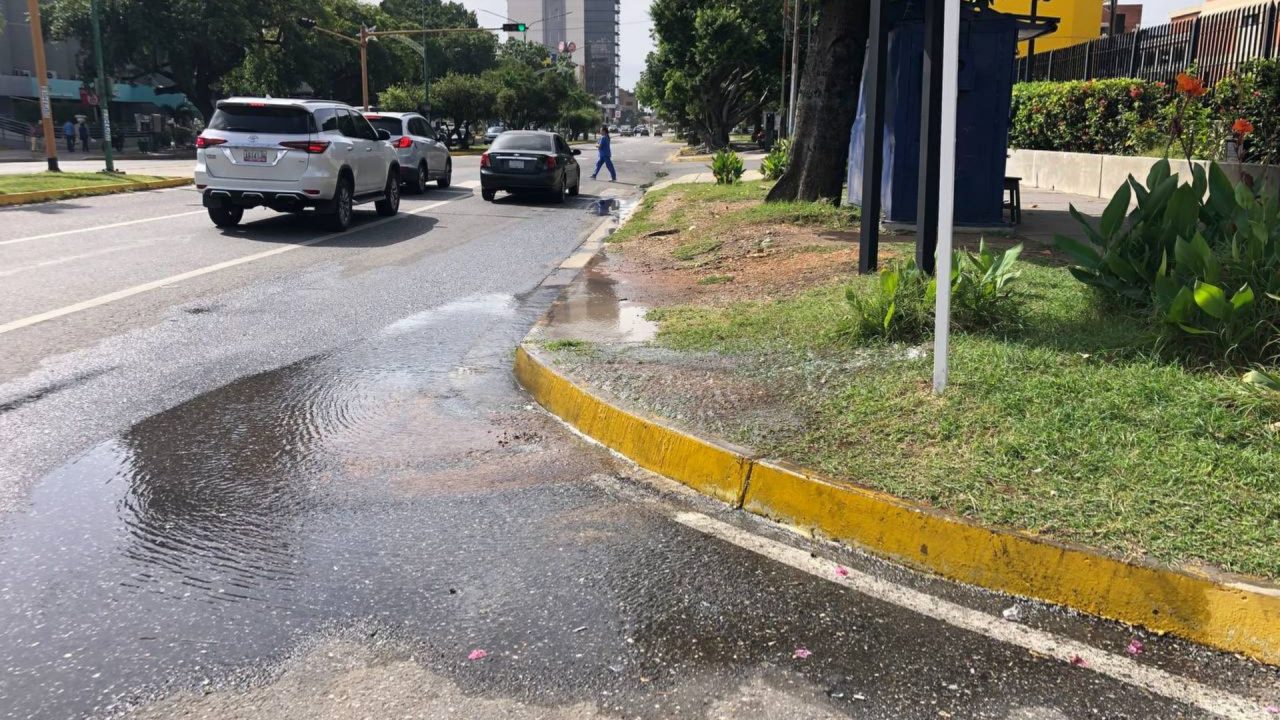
[[780, 0, 789, 137], [788, 0, 802, 134], [859, 0, 888, 274], [90, 0, 114, 173], [359, 29, 370, 111], [917, 0, 944, 274], [933, 0, 959, 395], [27, 0, 60, 171], [1026, 0, 1039, 82], [422, 0, 430, 117], [1108, 0, 1119, 35]]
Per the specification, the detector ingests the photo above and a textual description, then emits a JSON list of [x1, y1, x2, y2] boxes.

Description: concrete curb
[[0, 177, 192, 206], [515, 337, 1280, 667]]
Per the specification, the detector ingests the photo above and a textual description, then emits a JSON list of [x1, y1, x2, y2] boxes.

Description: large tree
[[767, 0, 868, 203], [639, 0, 783, 149]]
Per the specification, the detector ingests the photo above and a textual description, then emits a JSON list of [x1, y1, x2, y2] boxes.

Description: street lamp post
[[26, 0, 59, 171], [90, 0, 115, 173], [298, 19, 513, 112]]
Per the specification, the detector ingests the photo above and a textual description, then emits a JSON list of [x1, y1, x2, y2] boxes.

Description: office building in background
[[506, 0, 620, 115]]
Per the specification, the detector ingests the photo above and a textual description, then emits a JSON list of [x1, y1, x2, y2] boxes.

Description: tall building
[[506, 0, 619, 109]]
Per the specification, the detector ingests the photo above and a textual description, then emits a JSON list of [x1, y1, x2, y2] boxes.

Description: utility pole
[[90, 0, 115, 172], [26, 0, 60, 171], [788, 0, 802, 136], [780, 0, 789, 136], [298, 18, 516, 112], [422, 0, 430, 119]]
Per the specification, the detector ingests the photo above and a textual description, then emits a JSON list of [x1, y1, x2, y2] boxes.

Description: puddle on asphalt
[[540, 265, 657, 344]]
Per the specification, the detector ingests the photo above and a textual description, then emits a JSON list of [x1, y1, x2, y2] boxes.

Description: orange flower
[[1232, 118, 1255, 135], [1175, 72, 1206, 97]]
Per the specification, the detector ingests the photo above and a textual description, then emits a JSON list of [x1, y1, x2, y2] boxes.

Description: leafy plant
[[761, 137, 792, 180], [841, 259, 936, 342], [951, 240, 1025, 331], [1056, 158, 1280, 364], [710, 148, 745, 185], [840, 242, 1025, 342], [1244, 368, 1280, 391]]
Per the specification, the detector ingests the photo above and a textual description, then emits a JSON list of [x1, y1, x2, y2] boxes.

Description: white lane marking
[[0, 241, 152, 278], [672, 511, 1268, 720], [0, 210, 207, 247], [0, 198, 457, 336]]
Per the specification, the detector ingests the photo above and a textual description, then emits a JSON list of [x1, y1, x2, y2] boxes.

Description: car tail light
[[195, 136, 226, 149], [364, 114, 381, 120], [395, 136, 412, 149], [545, 155, 557, 169], [480, 152, 490, 168], [280, 140, 331, 154]]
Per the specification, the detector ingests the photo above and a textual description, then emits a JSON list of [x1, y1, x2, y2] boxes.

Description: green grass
[[672, 239, 722, 261], [543, 339, 594, 352], [0, 172, 168, 195], [610, 181, 854, 245], [650, 263, 1280, 579]]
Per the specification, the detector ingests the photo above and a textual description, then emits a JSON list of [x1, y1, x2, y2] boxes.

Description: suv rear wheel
[[411, 163, 428, 194], [326, 177, 354, 231], [375, 170, 400, 216], [208, 206, 244, 228], [438, 160, 452, 189]]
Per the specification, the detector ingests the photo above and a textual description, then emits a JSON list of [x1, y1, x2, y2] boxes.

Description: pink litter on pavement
[[468, 649, 488, 661]]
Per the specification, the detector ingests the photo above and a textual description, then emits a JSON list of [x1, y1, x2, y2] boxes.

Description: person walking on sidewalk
[[590, 125, 616, 182], [63, 119, 76, 152], [78, 120, 90, 152]]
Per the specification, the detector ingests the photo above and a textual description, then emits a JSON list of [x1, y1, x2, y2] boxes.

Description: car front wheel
[[375, 170, 400, 216], [208, 206, 243, 228]]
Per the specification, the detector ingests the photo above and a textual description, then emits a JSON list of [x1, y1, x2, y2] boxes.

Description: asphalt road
[[1, 137, 1277, 719]]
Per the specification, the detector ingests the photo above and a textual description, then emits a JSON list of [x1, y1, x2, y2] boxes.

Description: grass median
[[555, 180, 1280, 580], [0, 172, 172, 196]]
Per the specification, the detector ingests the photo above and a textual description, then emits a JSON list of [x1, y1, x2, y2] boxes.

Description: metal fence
[[1016, 1, 1280, 85]]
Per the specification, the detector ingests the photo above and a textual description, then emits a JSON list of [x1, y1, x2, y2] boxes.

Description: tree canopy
[[43, 0, 581, 131], [638, 0, 784, 148]]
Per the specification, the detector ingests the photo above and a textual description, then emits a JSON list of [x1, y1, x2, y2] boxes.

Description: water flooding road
[[1, 141, 1277, 719]]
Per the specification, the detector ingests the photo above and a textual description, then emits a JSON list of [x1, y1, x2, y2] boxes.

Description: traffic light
[[501, 22, 527, 32]]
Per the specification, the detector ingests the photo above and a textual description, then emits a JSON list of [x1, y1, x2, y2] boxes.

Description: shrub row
[[1009, 59, 1280, 164]]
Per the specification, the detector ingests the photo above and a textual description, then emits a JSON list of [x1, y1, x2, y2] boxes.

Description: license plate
[[507, 159, 526, 169], [242, 149, 269, 163]]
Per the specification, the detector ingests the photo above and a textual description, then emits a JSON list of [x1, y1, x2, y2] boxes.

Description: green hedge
[[1009, 78, 1167, 155], [1009, 60, 1280, 163]]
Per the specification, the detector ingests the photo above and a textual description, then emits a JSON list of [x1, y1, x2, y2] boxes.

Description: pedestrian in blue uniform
[[591, 125, 616, 182], [63, 119, 76, 152]]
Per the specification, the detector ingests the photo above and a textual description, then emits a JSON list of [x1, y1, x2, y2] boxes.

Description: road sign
[[39, 86, 51, 118]]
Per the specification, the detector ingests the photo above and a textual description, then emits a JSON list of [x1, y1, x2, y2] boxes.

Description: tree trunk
[[767, 0, 869, 204]]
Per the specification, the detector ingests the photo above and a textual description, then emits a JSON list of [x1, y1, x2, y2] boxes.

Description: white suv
[[195, 98, 400, 230]]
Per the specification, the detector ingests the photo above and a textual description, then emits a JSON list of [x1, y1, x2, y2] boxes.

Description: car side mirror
[[376, 129, 391, 141], [572, 149, 581, 156]]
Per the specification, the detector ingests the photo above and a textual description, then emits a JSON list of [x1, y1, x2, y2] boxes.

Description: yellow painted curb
[[515, 345, 1280, 665], [514, 345, 750, 505], [0, 177, 191, 206]]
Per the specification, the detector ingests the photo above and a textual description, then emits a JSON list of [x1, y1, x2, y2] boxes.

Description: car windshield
[[490, 133, 553, 152], [208, 105, 314, 134], [365, 117, 404, 136], [487, 127, 505, 134]]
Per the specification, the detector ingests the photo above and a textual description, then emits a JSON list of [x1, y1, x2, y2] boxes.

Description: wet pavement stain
[[0, 287, 1259, 719]]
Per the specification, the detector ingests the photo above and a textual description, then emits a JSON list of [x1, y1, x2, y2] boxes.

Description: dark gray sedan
[[479, 131, 582, 203]]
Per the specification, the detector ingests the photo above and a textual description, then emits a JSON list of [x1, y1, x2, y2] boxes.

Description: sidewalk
[[515, 175, 1280, 666]]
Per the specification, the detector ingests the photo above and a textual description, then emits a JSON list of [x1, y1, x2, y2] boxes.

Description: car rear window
[[366, 117, 404, 136], [490, 134, 553, 151], [209, 105, 316, 134]]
